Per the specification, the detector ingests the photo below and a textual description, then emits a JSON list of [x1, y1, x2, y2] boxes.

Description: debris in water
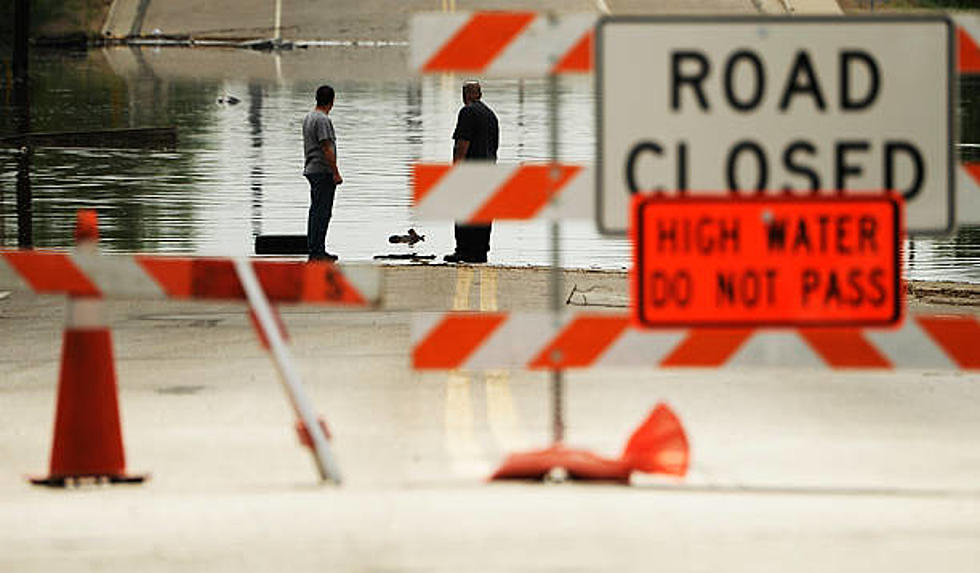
[[388, 228, 425, 246]]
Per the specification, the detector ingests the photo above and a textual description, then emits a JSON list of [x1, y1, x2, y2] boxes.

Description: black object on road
[[388, 228, 425, 246], [255, 234, 307, 255]]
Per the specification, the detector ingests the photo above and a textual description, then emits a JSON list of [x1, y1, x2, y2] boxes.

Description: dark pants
[[306, 172, 337, 257], [454, 223, 492, 258]]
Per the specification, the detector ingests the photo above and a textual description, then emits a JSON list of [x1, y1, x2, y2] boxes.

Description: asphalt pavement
[[1, 263, 979, 571]]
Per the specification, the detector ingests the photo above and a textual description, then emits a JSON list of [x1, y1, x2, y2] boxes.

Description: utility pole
[[13, 0, 32, 248]]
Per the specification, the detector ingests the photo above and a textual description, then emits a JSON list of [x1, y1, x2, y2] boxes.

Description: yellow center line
[[480, 267, 526, 452], [444, 266, 484, 476]]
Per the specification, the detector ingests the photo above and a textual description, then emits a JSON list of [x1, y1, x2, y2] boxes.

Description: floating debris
[[388, 228, 425, 246]]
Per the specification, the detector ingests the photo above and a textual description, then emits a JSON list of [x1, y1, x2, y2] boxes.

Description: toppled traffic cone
[[30, 211, 145, 487], [490, 402, 689, 483], [620, 402, 690, 476]]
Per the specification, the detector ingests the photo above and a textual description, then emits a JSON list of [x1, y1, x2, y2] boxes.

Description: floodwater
[[1, 46, 979, 282]]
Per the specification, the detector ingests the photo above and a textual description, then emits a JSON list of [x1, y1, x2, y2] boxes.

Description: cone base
[[29, 473, 147, 488], [490, 445, 632, 484]]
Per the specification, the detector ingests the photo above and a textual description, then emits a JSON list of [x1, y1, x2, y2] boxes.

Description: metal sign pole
[[547, 15, 565, 446]]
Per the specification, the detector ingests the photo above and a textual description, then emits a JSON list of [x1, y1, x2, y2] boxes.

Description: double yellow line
[[444, 266, 525, 476]]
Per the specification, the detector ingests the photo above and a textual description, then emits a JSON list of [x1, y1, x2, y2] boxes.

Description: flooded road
[[0, 46, 978, 280]]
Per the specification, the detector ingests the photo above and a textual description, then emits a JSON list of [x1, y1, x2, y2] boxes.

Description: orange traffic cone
[[30, 211, 145, 487], [490, 402, 689, 483]]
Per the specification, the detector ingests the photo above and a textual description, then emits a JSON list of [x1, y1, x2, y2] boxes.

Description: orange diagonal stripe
[[2, 250, 100, 297], [413, 313, 507, 369], [552, 30, 593, 73], [660, 329, 753, 367], [423, 12, 536, 72], [299, 262, 367, 305], [528, 314, 630, 369], [800, 329, 891, 368], [959, 27, 980, 74], [469, 164, 581, 222], [136, 256, 194, 298], [964, 162, 980, 186], [412, 164, 452, 206], [916, 316, 980, 369]]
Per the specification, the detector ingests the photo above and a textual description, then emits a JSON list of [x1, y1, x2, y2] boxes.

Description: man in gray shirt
[[303, 85, 343, 261]]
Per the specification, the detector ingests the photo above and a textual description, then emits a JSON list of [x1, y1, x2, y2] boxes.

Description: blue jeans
[[305, 172, 336, 257]]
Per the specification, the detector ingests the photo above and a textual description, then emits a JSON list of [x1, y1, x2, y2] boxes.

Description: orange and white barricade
[[2, 244, 382, 485], [0, 250, 380, 305], [412, 163, 592, 222], [411, 12, 595, 76], [415, 12, 979, 77], [413, 312, 980, 371]]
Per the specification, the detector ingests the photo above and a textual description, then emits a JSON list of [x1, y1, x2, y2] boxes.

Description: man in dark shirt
[[302, 85, 342, 262], [445, 81, 499, 264]]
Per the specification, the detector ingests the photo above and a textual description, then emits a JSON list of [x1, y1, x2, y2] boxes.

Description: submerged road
[[1, 264, 978, 571], [102, 0, 844, 42]]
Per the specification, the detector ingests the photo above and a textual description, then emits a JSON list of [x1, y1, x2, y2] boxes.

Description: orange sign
[[632, 195, 902, 328]]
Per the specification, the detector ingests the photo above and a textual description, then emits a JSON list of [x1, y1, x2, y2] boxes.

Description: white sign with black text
[[597, 16, 954, 236]]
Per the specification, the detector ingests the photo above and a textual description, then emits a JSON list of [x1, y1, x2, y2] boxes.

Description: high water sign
[[597, 16, 954, 237], [632, 195, 902, 328]]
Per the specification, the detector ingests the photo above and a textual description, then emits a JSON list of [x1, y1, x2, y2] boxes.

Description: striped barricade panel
[[412, 312, 980, 371], [414, 13, 977, 76], [0, 250, 381, 306], [955, 14, 980, 75], [410, 12, 595, 76], [412, 163, 592, 222]]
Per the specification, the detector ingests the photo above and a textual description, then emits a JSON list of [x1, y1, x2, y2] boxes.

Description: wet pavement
[[1, 283, 979, 571]]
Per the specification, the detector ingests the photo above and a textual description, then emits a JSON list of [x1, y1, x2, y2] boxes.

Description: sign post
[[598, 16, 954, 236], [632, 195, 903, 328]]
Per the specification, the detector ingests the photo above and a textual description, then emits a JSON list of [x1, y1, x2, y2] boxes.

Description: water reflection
[[0, 46, 976, 282], [248, 82, 264, 238], [11, 45, 31, 248]]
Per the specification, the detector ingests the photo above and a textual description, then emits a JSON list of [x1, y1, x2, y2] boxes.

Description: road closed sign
[[598, 16, 953, 236], [632, 195, 902, 328]]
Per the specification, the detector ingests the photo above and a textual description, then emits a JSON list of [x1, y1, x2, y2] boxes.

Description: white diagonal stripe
[[416, 163, 516, 220], [0, 255, 31, 293], [488, 14, 595, 76], [726, 331, 825, 369], [464, 313, 554, 370], [866, 320, 956, 370], [409, 12, 471, 72], [535, 166, 593, 219], [415, 163, 594, 221], [71, 252, 166, 300], [337, 263, 381, 303], [411, 312, 446, 346], [594, 328, 686, 368]]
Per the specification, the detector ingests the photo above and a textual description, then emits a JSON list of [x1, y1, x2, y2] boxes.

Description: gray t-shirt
[[302, 109, 336, 175]]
